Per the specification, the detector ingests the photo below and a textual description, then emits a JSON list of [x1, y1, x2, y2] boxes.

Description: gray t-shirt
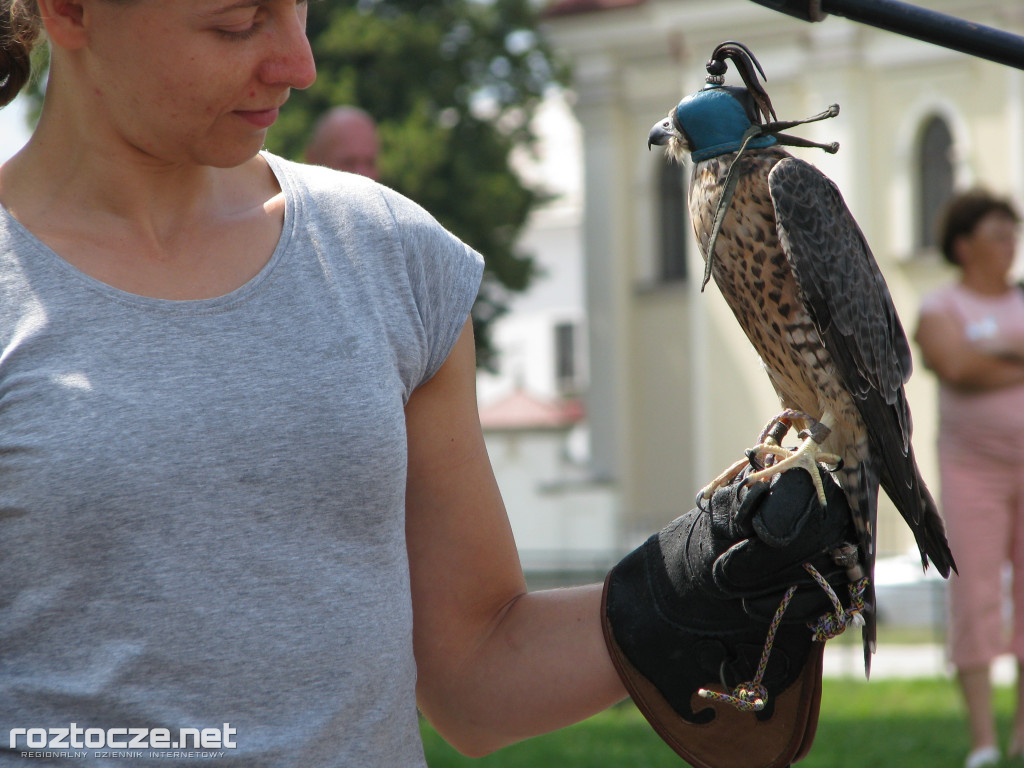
[[0, 154, 484, 766]]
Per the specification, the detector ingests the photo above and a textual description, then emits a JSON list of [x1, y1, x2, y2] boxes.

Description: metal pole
[[748, 0, 1024, 71]]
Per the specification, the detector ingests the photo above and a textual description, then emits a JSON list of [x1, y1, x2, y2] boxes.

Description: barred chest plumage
[[688, 147, 840, 414]]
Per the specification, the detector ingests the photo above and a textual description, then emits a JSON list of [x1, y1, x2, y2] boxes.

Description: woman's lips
[[236, 108, 280, 129]]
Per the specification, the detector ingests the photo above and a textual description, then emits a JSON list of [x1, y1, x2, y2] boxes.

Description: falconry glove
[[602, 464, 863, 768]]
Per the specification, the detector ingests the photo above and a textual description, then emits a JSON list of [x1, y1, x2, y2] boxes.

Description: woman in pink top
[[916, 189, 1024, 768]]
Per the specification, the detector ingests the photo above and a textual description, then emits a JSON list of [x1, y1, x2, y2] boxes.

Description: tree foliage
[[267, 0, 569, 368]]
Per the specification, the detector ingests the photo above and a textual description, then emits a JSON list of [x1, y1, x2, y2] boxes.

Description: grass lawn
[[422, 677, 1019, 768]]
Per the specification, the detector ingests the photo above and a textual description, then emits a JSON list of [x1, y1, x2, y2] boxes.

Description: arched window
[[916, 115, 955, 251], [658, 161, 688, 282]]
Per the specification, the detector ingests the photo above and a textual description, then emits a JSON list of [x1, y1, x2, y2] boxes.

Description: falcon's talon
[[815, 453, 842, 470]]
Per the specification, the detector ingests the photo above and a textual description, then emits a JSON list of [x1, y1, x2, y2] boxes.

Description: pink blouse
[[920, 284, 1024, 454]]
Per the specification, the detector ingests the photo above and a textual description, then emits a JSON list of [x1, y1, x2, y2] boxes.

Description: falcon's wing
[[767, 157, 919, 519]]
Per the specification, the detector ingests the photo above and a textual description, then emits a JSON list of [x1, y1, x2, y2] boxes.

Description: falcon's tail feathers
[[910, 480, 956, 578], [878, 445, 956, 578]]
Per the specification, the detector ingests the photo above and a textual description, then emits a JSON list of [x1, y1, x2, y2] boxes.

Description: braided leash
[[697, 583, 798, 712], [698, 564, 869, 712], [807, 568, 869, 641]]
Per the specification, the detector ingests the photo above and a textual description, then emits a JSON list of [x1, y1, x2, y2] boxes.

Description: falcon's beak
[[648, 118, 677, 149]]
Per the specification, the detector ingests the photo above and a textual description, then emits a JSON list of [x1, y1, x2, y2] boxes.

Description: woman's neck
[[960, 270, 1014, 297]]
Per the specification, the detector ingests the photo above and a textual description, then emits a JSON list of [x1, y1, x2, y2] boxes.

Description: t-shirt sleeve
[[918, 287, 956, 320], [379, 188, 485, 391]]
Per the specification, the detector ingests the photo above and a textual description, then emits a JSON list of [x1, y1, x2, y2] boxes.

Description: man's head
[[305, 105, 379, 180]]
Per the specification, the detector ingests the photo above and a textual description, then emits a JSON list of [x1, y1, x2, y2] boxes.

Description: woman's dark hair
[[0, 1, 42, 108], [938, 188, 1021, 266]]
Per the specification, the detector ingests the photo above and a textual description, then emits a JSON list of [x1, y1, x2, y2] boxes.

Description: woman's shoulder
[[262, 152, 439, 231], [919, 283, 967, 316], [262, 151, 380, 201]]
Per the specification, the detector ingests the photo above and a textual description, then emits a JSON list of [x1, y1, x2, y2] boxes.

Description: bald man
[[305, 106, 380, 180]]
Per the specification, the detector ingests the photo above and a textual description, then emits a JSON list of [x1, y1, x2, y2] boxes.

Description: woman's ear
[[37, 0, 88, 50]]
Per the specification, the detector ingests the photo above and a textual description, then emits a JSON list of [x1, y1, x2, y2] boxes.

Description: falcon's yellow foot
[[744, 423, 841, 506], [698, 457, 751, 500], [698, 412, 841, 502]]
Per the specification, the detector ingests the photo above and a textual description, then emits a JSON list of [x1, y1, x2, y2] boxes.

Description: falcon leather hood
[[648, 85, 778, 162]]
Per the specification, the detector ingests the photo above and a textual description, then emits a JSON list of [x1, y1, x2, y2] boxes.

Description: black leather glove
[[602, 464, 861, 768]]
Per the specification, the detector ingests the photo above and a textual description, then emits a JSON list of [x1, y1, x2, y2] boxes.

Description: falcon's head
[[649, 41, 778, 163]]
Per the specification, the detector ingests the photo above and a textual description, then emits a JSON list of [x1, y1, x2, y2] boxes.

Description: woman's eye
[[217, 25, 261, 40], [214, 11, 263, 41]]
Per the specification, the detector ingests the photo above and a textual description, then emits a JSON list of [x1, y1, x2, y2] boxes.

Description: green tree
[[267, 0, 568, 369]]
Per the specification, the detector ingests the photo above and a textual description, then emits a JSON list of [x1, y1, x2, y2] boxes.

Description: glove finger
[[714, 533, 855, 599], [709, 474, 770, 540], [715, 470, 855, 598], [750, 468, 850, 548], [736, 479, 771, 536], [749, 470, 819, 547]]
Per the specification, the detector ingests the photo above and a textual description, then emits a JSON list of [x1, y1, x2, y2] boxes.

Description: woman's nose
[[260, 7, 317, 90]]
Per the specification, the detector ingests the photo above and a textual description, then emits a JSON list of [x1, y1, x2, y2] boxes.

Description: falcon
[[648, 41, 955, 671]]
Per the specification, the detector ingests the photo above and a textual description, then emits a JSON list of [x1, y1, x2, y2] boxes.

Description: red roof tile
[[479, 390, 586, 431]]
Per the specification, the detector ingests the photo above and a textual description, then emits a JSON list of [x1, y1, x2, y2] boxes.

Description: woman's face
[[960, 212, 1019, 277], [71, 0, 316, 167]]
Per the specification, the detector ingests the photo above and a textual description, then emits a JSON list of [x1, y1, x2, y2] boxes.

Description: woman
[[0, 1, 624, 764], [915, 189, 1024, 768]]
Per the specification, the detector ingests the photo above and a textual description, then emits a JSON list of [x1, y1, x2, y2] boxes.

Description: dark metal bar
[[748, 0, 1024, 71]]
